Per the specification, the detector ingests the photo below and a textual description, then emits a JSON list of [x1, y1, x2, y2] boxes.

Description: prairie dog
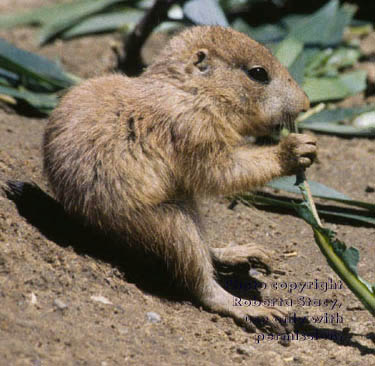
[[43, 26, 316, 333]]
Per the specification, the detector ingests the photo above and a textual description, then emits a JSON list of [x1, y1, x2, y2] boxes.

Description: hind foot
[[211, 243, 273, 274]]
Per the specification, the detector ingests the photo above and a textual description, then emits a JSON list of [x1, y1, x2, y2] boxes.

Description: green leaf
[[268, 176, 375, 212], [281, 14, 306, 29], [303, 70, 367, 103], [317, 209, 375, 225], [240, 193, 375, 226], [325, 48, 361, 69], [183, 0, 229, 27], [301, 105, 375, 124], [336, 244, 359, 275], [340, 70, 367, 95], [37, 0, 126, 45], [304, 49, 332, 76], [0, 85, 57, 111], [0, 67, 19, 87], [288, 0, 355, 46], [294, 202, 375, 316], [299, 122, 375, 137], [307, 48, 361, 77], [268, 176, 350, 200], [0, 2, 86, 28], [288, 50, 306, 85], [232, 18, 286, 44], [274, 37, 304, 69], [329, 3, 358, 44], [61, 9, 144, 39], [0, 38, 75, 89], [299, 105, 375, 137], [293, 201, 320, 226]]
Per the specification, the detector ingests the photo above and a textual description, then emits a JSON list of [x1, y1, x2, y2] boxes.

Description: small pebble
[[210, 315, 219, 322], [293, 356, 303, 364], [365, 185, 375, 193], [30, 293, 37, 305], [249, 269, 261, 277], [53, 299, 68, 310], [236, 345, 255, 357], [146, 311, 161, 323], [91, 295, 113, 305], [118, 326, 129, 335]]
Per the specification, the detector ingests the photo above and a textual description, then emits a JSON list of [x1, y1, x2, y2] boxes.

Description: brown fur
[[43, 26, 316, 333]]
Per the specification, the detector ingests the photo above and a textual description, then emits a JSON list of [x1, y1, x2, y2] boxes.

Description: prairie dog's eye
[[245, 66, 270, 84]]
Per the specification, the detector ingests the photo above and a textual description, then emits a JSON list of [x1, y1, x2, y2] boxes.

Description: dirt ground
[[1, 1, 375, 365]]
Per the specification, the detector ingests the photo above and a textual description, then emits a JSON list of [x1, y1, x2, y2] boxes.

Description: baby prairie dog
[[43, 26, 316, 333]]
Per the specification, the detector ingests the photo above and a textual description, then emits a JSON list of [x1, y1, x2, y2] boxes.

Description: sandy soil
[[1, 1, 375, 365]]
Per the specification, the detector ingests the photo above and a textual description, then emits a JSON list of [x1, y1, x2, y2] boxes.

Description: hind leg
[[138, 202, 290, 334], [211, 244, 273, 274]]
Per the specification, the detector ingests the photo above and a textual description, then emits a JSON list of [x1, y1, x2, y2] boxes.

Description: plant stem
[[293, 122, 322, 226], [292, 120, 375, 317], [117, 0, 178, 75]]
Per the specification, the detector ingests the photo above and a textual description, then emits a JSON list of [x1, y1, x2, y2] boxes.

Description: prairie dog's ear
[[186, 49, 210, 74]]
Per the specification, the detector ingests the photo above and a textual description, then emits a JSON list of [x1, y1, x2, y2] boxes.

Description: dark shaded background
[[233, 0, 374, 25]]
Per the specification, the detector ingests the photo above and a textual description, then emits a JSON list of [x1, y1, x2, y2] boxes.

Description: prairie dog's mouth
[[271, 112, 298, 133]]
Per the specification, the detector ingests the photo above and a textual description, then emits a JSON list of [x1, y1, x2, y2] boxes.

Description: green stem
[[292, 121, 375, 317], [313, 229, 375, 317]]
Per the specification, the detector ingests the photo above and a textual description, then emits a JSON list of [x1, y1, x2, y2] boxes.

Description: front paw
[[278, 133, 317, 175]]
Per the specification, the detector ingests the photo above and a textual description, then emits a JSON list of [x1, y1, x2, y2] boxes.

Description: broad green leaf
[[0, 38, 75, 89], [281, 14, 307, 29], [183, 0, 229, 27], [0, 85, 57, 110], [303, 70, 367, 102], [329, 3, 357, 44], [305, 49, 332, 76], [268, 176, 350, 201], [288, 50, 307, 85], [317, 209, 375, 225], [300, 105, 375, 124], [274, 37, 304, 68], [333, 243, 359, 275], [232, 19, 286, 44], [268, 176, 375, 212], [37, 0, 126, 45], [299, 122, 375, 137], [303, 77, 347, 102], [299, 105, 375, 137], [0, 67, 18, 87], [0, 2, 88, 28], [325, 48, 361, 69], [288, 0, 355, 46], [61, 9, 144, 39], [340, 70, 367, 95], [307, 48, 361, 77], [240, 193, 375, 226]]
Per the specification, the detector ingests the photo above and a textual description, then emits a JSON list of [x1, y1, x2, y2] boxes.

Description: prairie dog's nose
[[283, 74, 310, 116], [301, 92, 310, 113], [292, 86, 310, 115]]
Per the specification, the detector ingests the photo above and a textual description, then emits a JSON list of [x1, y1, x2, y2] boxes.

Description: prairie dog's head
[[146, 26, 309, 137]]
